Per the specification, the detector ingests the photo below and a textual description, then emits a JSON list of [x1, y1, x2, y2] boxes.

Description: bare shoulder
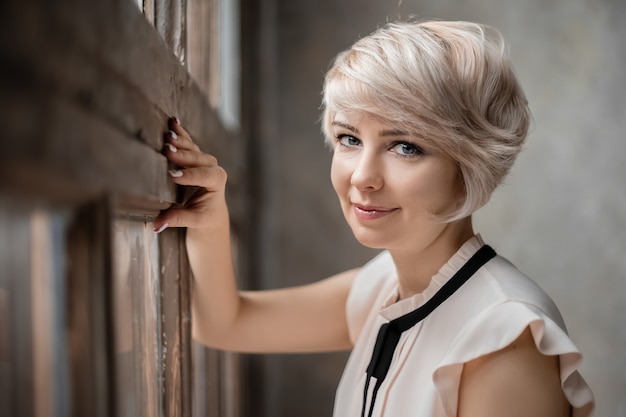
[[458, 327, 571, 417]]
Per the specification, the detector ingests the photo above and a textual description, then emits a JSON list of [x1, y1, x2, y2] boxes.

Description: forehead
[[332, 112, 394, 130], [332, 112, 417, 139]]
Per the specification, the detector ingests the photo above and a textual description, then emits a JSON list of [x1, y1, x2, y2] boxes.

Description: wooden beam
[[159, 227, 193, 417], [0, 0, 246, 217], [66, 200, 114, 417]]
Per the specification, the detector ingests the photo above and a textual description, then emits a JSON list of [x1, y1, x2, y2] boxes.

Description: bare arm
[[458, 327, 571, 417], [155, 119, 356, 353]]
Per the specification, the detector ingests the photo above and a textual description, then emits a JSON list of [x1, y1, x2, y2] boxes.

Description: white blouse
[[333, 235, 594, 417]]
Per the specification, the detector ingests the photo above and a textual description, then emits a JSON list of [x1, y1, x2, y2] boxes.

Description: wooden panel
[[66, 200, 113, 417], [30, 211, 57, 417], [0, 200, 34, 417], [187, 0, 220, 106], [0, 201, 78, 417], [0, 99, 173, 218], [0, 0, 246, 215], [159, 227, 192, 417], [144, 0, 157, 24], [156, 0, 187, 63], [0, 1, 249, 416], [112, 219, 163, 417], [0, 290, 7, 362]]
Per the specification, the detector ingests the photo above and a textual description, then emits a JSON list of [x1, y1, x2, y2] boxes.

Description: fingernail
[[165, 143, 177, 153], [168, 169, 183, 178], [170, 116, 180, 125], [168, 130, 178, 140], [154, 223, 169, 234]]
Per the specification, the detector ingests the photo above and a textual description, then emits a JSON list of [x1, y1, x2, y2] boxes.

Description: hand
[[154, 118, 229, 233]]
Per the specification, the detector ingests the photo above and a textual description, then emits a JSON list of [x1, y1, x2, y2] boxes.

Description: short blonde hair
[[321, 20, 531, 221]]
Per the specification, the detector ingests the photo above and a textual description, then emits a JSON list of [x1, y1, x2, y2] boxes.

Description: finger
[[163, 145, 218, 169], [154, 207, 192, 232], [164, 129, 197, 152], [168, 116, 189, 137], [168, 165, 227, 191], [154, 202, 220, 232], [168, 117, 200, 151]]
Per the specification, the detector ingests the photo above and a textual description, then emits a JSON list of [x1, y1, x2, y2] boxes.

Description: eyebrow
[[331, 121, 359, 133], [380, 128, 410, 137], [331, 121, 409, 137]]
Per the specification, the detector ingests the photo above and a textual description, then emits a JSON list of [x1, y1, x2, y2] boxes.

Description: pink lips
[[353, 204, 398, 220]]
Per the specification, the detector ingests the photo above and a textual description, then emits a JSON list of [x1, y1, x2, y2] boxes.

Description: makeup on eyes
[[331, 117, 431, 159]]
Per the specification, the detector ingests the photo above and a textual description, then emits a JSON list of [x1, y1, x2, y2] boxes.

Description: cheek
[[426, 164, 463, 212], [401, 161, 461, 212], [330, 155, 349, 195]]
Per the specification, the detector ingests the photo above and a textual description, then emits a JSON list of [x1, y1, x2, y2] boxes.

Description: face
[[330, 112, 463, 253]]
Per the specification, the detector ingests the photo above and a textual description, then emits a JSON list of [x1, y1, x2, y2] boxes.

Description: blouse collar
[[379, 234, 485, 321]]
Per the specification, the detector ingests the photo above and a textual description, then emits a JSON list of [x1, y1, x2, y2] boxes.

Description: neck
[[391, 217, 475, 300]]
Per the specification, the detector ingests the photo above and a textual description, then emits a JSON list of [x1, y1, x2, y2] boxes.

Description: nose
[[350, 151, 384, 191]]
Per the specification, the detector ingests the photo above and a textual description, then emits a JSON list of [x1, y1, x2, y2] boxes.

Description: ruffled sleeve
[[432, 301, 595, 417]]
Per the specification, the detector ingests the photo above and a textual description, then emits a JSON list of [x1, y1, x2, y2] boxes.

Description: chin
[[356, 239, 386, 250], [350, 228, 392, 250]]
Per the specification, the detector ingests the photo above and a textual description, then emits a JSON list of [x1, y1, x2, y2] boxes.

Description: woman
[[155, 20, 594, 417]]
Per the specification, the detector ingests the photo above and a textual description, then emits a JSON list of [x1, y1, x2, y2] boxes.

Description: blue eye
[[337, 134, 361, 148], [392, 142, 423, 157]]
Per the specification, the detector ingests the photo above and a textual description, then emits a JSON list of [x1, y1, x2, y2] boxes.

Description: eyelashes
[[390, 141, 425, 157], [334, 134, 425, 158], [336, 134, 361, 148]]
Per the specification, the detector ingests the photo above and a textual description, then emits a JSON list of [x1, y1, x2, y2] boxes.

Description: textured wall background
[[253, 0, 625, 416]]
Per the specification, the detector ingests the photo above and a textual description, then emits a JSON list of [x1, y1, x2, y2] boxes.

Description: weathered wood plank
[[178, 230, 193, 417], [144, 0, 157, 25], [159, 227, 192, 417], [187, 0, 220, 106], [0, 200, 34, 417], [111, 219, 163, 417], [1, 96, 175, 213], [0, 0, 246, 213], [0, 2, 249, 417], [155, 0, 187, 63], [66, 200, 113, 417]]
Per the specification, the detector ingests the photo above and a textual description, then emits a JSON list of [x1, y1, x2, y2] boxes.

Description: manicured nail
[[168, 130, 178, 140], [170, 116, 180, 125], [168, 169, 183, 178], [165, 143, 177, 153], [154, 223, 169, 234]]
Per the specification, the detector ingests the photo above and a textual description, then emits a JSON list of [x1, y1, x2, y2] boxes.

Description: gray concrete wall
[[254, 1, 625, 416]]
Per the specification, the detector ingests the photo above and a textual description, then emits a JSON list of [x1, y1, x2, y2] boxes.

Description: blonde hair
[[321, 20, 531, 221]]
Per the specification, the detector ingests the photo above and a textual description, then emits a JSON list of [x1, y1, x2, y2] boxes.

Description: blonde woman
[[156, 20, 594, 417]]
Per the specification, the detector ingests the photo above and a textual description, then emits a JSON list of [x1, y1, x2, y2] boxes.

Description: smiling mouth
[[352, 204, 398, 220]]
